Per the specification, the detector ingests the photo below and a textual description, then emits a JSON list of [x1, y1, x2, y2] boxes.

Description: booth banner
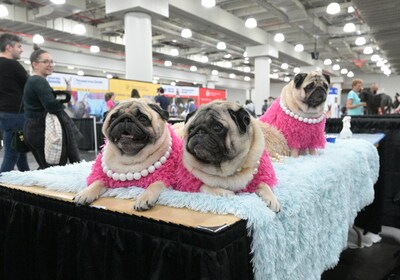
[[199, 88, 226, 105], [162, 85, 199, 98], [48, 73, 109, 92], [109, 79, 159, 101]]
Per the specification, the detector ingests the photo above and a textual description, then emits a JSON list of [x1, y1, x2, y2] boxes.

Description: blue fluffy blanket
[[0, 139, 379, 280]]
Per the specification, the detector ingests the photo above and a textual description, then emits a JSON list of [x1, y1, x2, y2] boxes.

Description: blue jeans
[[0, 112, 30, 173]]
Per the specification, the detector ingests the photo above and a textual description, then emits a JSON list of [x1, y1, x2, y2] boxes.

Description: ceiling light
[[171, 81, 176, 86], [90, 45, 100, 53], [224, 53, 231, 59], [73, 23, 86, 35], [164, 60, 172, 67], [106, 74, 113, 79], [347, 71, 354, 78], [363, 46, 373, 54], [293, 67, 300, 74], [384, 69, 391, 76], [190, 65, 197, 72], [229, 73, 236, 79], [211, 69, 219, 76], [376, 60, 384, 67], [340, 68, 348, 74], [152, 79, 158, 84], [271, 73, 279, 79], [200, 55, 209, 63], [243, 51, 247, 57], [370, 54, 380, 62], [201, 0, 215, 8], [77, 70, 84, 76], [32, 34, 44, 44], [324, 59, 332, 65], [244, 76, 251, 81], [332, 64, 340, 70], [284, 77, 291, 82], [50, 0, 65, 4], [181, 28, 192, 38], [381, 65, 389, 72], [355, 37, 366, 46], [294, 44, 304, 52], [170, 48, 179, 56], [326, 2, 341, 15], [0, 4, 9, 17], [216, 42, 226, 50], [24, 60, 31, 65], [343, 23, 356, 33], [281, 63, 289, 69], [225, 61, 232, 68], [348, 6, 355, 13], [243, 66, 251, 72], [274, 33, 285, 42], [245, 18, 257, 28]]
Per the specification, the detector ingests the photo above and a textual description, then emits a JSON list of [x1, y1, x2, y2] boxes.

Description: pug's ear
[[323, 73, 331, 85], [228, 108, 251, 134], [294, 73, 308, 89], [184, 110, 196, 123], [149, 104, 169, 121]]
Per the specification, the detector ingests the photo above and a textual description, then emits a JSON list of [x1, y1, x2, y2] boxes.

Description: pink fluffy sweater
[[175, 148, 277, 193], [259, 97, 326, 150], [87, 125, 182, 188]]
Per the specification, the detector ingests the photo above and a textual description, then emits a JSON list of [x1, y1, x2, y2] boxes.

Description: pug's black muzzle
[[306, 87, 327, 107], [107, 116, 151, 155], [187, 126, 227, 165]]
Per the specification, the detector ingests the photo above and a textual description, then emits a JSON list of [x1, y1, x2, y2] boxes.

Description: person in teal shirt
[[346, 79, 366, 116]]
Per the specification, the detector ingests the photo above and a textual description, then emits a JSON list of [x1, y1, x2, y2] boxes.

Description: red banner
[[199, 88, 226, 105]]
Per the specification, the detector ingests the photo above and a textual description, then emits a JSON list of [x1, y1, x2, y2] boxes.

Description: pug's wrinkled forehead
[[294, 71, 330, 90]]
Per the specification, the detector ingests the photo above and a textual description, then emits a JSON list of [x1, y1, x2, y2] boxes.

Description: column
[[124, 12, 152, 81], [246, 45, 278, 115], [105, 0, 169, 82]]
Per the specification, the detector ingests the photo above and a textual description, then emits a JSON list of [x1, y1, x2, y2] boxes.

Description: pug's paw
[[256, 184, 281, 213], [134, 192, 158, 211], [200, 185, 235, 197], [73, 181, 106, 206]]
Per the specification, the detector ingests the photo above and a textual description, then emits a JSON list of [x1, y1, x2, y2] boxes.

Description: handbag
[[11, 130, 30, 153]]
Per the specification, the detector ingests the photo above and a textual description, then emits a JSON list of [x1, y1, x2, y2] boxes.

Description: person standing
[[0, 33, 30, 173], [23, 46, 81, 169], [130, 88, 140, 98], [346, 79, 366, 116], [154, 87, 170, 111]]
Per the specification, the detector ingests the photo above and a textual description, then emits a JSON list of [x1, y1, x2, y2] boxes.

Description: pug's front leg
[[200, 184, 235, 197], [309, 148, 317, 155], [134, 181, 165, 211], [256, 183, 280, 213], [290, 148, 299, 158], [73, 180, 107, 205]]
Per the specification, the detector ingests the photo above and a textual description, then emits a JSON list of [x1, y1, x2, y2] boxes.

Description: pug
[[174, 100, 280, 212], [73, 99, 181, 211], [259, 71, 330, 157]]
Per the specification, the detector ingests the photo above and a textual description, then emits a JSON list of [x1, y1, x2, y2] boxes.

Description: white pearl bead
[[303, 118, 309, 122], [103, 167, 108, 173], [164, 151, 170, 158], [107, 170, 113, 177], [133, 172, 141, 180], [294, 115, 299, 120], [141, 169, 149, 177], [112, 173, 120, 180], [299, 117, 304, 121], [289, 112, 294, 117], [101, 161, 106, 168], [285, 109, 290, 115], [253, 168, 258, 174], [148, 166, 156, 173], [308, 119, 313, 124], [159, 156, 167, 164], [154, 161, 162, 169], [126, 172, 134, 180], [119, 173, 126, 181]]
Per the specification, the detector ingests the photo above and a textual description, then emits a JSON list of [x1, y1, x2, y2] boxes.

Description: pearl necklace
[[101, 137, 172, 181], [279, 99, 325, 124]]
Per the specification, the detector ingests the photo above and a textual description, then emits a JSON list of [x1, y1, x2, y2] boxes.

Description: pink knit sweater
[[175, 148, 277, 193], [259, 97, 326, 150], [87, 125, 182, 188]]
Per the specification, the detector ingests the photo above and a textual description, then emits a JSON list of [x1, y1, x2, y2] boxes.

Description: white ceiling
[[0, 0, 397, 84]]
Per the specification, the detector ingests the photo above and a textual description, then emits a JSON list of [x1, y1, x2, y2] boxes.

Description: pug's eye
[[213, 123, 224, 133], [137, 114, 150, 125], [304, 83, 315, 92]]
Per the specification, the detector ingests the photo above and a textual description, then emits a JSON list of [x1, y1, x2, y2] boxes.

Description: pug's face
[[103, 99, 169, 156], [184, 101, 251, 168], [285, 71, 330, 115]]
